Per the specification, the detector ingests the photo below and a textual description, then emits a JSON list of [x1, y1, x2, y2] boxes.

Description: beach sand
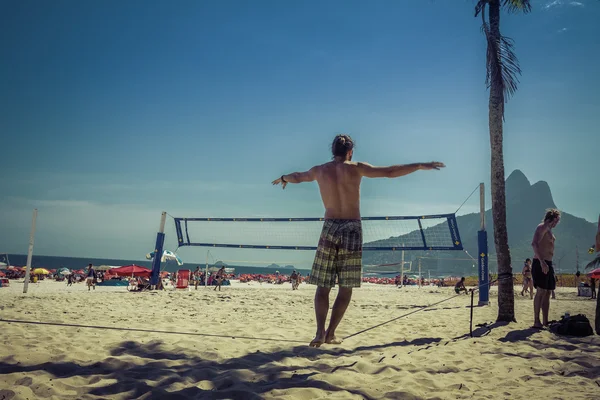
[[0, 280, 598, 399]]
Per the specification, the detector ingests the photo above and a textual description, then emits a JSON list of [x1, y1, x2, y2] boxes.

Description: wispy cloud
[[543, 0, 585, 10], [557, 27, 569, 33]]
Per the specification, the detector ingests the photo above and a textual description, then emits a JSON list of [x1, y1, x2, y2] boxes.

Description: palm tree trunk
[[488, 1, 515, 323]]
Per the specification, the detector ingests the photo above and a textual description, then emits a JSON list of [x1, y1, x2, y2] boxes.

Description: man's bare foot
[[325, 335, 343, 345], [532, 323, 544, 329], [324, 329, 343, 345], [309, 334, 325, 348]]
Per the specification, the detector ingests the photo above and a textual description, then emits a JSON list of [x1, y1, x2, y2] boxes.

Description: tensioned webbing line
[[342, 274, 514, 340], [0, 318, 308, 343], [0, 276, 514, 344]]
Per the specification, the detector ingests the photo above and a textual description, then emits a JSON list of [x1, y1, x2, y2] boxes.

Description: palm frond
[[501, 0, 532, 13], [475, 0, 488, 17], [481, 22, 522, 105]]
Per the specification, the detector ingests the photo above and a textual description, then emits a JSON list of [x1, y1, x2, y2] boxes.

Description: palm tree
[[474, 0, 531, 322]]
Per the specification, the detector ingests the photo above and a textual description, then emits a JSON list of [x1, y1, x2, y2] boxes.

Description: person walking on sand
[[214, 266, 226, 291], [531, 209, 561, 329], [194, 266, 201, 290], [272, 134, 444, 347], [86, 264, 97, 291], [521, 258, 534, 299]]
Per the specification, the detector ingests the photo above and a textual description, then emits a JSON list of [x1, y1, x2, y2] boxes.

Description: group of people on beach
[[192, 266, 227, 291], [273, 134, 599, 346]]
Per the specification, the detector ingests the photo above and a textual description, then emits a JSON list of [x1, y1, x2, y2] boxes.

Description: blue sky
[[1, 0, 598, 266]]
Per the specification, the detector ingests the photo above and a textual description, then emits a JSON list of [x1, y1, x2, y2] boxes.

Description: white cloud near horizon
[[543, 0, 585, 9]]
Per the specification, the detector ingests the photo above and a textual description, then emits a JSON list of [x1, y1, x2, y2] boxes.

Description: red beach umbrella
[[109, 265, 152, 277], [587, 268, 600, 280]]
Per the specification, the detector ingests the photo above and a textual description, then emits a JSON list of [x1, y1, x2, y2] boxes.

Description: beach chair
[[175, 269, 191, 291]]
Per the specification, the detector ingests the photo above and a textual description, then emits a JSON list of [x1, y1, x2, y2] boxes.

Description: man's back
[[315, 161, 362, 220], [271, 133, 445, 347]]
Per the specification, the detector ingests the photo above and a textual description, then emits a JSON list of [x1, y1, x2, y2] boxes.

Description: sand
[[0, 279, 598, 400]]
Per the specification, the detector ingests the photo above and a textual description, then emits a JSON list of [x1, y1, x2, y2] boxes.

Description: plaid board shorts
[[308, 219, 363, 288]]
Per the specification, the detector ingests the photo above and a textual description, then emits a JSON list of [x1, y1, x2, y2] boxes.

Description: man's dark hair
[[525, 258, 531, 263], [331, 134, 354, 159]]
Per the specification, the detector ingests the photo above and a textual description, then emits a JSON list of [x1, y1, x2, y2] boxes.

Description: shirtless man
[[454, 277, 468, 295], [290, 270, 299, 290], [272, 134, 444, 347], [597, 214, 600, 253], [587, 214, 600, 271], [531, 208, 561, 329], [521, 258, 534, 299]]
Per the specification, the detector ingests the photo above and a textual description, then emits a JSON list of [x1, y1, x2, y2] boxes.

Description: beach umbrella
[[162, 250, 183, 266], [146, 250, 184, 266], [32, 268, 50, 275], [109, 265, 151, 277], [58, 268, 71, 275], [586, 268, 600, 279], [585, 253, 600, 271]]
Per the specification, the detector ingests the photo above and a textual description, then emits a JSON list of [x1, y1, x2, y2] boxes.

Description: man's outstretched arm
[[357, 161, 445, 178], [272, 167, 317, 189]]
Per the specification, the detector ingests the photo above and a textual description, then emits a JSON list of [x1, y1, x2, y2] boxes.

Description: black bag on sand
[[550, 314, 594, 337]]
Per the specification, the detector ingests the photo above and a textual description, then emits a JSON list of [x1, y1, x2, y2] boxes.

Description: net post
[[470, 289, 475, 337], [22, 209, 38, 294], [205, 250, 209, 288], [478, 183, 489, 306], [418, 258, 422, 289], [150, 212, 167, 289], [400, 246, 405, 288]]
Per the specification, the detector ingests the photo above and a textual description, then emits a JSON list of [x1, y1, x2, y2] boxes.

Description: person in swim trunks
[[454, 277, 468, 294], [531, 208, 561, 329], [272, 134, 444, 347], [521, 258, 534, 299]]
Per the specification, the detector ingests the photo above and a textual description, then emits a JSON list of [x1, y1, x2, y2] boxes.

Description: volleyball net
[[173, 214, 463, 252]]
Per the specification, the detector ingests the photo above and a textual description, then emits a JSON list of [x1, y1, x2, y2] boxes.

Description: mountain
[[363, 170, 597, 276]]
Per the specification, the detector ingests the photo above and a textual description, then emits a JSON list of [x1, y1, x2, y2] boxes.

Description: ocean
[[2, 254, 313, 276]]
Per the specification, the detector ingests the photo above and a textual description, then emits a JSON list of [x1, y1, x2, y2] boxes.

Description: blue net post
[[478, 230, 489, 305], [150, 212, 167, 288]]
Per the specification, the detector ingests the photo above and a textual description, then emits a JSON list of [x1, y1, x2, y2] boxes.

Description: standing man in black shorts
[[531, 209, 561, 329], [272, 134, 444, 347]]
